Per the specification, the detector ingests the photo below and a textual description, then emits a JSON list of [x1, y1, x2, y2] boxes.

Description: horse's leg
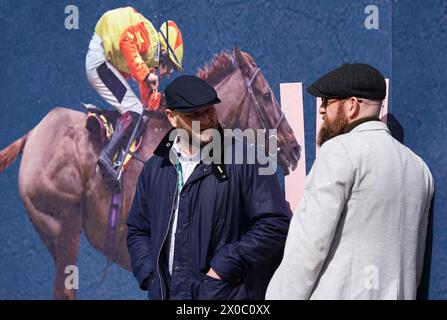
[[18, 108, 87, 299], [19, 191, 58, 260], [19, 184, 83, 300], [53, 210, 82, 300]]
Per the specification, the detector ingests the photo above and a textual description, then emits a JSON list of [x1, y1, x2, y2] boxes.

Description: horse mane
[[197, 50, 257, 85], [157, 49, 258, 111]]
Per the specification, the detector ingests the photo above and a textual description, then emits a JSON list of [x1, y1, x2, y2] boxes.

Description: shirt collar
[[343, 116, 381, 134], [171, 136, 204, 164], [153, 125, 229, 182]]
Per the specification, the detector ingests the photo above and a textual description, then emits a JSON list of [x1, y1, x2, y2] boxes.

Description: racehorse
[[0, 47, 300, 299]]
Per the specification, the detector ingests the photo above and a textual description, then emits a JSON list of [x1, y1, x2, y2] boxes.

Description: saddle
[[83, 104, 143, 172]]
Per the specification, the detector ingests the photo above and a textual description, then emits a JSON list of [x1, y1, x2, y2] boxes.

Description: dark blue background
[[0, 0, 445, 299]]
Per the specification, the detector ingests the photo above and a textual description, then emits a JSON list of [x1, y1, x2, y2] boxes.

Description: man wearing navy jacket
[[127, 75, 291, 300]]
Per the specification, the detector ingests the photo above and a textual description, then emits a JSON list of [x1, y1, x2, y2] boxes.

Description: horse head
[[198, 47, 300, 175]]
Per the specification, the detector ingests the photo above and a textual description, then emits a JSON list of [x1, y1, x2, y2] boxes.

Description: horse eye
[[263, 92, 271, 100]]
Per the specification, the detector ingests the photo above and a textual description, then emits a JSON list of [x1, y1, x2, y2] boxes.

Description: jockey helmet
[[159, 20, 183, 71]]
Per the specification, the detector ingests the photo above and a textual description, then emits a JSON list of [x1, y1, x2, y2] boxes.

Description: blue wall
[[0, 0, 444, 299], [392, 0, 447, 299]]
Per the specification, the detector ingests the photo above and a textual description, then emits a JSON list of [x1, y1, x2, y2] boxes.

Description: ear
[[234, 46, 251, 76], [166, 109, 177, 128], [347, 97, 360, 120]]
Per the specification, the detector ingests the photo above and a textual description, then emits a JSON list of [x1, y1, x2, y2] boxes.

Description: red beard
[[318, 106, 349, 147]]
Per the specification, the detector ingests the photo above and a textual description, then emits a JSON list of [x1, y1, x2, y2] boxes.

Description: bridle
[[231, 55, 285, 130], [231, 53, 285, 155], [242, 66, 285, 131]]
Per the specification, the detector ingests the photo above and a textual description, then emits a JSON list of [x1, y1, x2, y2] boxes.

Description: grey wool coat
[[266, 120, 434, 300]]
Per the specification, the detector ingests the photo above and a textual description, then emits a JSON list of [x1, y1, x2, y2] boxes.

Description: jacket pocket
[[199, 274, 248, 300]]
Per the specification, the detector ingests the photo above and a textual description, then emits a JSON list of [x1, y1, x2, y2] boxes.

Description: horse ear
[[234, 46, 250, 76]]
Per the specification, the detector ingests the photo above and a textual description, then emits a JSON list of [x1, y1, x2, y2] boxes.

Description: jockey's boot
[[97, 111, 139, 180]]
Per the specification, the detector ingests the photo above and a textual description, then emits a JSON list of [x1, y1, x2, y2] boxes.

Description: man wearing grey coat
[[266, 64, 434, 300]]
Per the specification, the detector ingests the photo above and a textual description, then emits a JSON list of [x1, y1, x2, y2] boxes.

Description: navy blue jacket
[[126, 128, 291, 300]]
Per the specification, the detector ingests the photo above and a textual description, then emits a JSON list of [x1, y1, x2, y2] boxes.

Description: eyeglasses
[[320, 98, 336, 108], [160, 51, 175, 71], [321, 97, 349, 109]]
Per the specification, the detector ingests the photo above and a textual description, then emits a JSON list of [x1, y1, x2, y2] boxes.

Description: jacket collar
[[153, 125, 228, 182], [344, 117, 390, 134]]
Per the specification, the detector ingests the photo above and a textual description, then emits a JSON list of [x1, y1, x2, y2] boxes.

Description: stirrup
[[98, 159, 121, 191]]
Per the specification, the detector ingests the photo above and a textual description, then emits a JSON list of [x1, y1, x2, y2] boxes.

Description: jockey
[[86, 6, 183, 179]]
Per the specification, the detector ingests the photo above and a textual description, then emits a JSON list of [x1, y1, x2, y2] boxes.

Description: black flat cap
[[307, 63, 386, 100], [165, 75, 221, 112]]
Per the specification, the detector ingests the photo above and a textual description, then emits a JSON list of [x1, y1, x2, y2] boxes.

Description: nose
[[293, 144, 300, 156], [319, 105, 326, 115], [200, 111, 213, 126]]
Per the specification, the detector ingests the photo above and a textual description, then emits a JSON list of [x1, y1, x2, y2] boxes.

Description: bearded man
[[266, 63, 434, 300]]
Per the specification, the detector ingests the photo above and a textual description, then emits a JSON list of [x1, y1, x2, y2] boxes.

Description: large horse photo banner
[[0, 0, 445, 300]]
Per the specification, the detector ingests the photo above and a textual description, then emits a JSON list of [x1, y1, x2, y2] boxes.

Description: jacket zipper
[[156, 170, 179, 300]]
